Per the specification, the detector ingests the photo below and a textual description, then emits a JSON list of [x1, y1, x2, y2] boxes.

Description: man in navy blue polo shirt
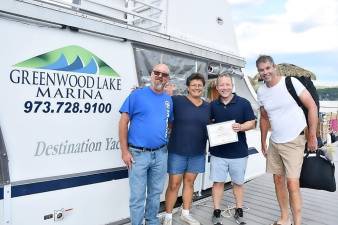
[[119, 64, 173, 225], [210, 74, 256, 225]]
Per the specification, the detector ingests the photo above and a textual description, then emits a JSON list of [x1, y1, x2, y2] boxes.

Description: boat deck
[[170, 144, 338, 225]]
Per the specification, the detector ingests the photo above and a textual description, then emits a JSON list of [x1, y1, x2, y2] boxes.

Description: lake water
[[320, 101, 338, 113]]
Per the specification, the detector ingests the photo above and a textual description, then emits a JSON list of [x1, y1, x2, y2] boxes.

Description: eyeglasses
[[153, 70, 169, 78]]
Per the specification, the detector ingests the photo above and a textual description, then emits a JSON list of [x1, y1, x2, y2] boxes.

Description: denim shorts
[[210, 156, 248, 185], [167, 153, 206, 174]]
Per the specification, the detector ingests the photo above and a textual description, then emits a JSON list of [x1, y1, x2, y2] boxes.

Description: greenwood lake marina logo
[[10, 45, 122, 100], [7, 45, 122, 156], [14, 45, 119, 76]]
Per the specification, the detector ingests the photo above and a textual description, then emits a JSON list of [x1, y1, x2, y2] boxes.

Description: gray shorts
[[209, 156, 248, 185]]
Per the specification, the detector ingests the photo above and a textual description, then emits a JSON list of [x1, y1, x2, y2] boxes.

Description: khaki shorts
[[267, 135, 306, 178]]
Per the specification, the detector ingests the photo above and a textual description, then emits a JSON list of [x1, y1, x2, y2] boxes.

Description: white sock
[[165, 213, 172, 219], [182, 209, 189, 216]]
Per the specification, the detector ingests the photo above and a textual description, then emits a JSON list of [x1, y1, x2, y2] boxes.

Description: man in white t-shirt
[[256, 55, 317, 225]]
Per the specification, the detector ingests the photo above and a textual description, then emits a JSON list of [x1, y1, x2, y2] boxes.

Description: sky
[[227, 0, 338, 86]]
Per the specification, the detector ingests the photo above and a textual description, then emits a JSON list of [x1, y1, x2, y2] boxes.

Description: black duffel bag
[[300, 149, 336, 192]]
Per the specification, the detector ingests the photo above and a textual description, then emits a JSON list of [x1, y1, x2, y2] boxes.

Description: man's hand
[[119, 113, 132, 168], [232, 123, 241, 132], [232, 120, 255, 133], [122, 150, 134, 169], [259, 106, 270, 158], [261, 143, 268, 158], [307, 133, 318, 152]]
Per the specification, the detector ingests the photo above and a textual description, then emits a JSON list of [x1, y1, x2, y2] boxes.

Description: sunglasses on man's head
[[153, 70, 169, 78]]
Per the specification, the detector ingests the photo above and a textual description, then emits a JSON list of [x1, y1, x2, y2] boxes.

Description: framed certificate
[[207, 120, 238, 147]]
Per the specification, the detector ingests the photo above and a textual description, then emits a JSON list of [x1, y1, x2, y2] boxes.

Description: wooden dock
[[169, 145, 338, 225], [121, 143, 338, 225]]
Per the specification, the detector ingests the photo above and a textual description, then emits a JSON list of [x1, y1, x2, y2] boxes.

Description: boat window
[[206, 63, 259, 117], [233, 76, 260, 117], [133, 46, 207, 96]]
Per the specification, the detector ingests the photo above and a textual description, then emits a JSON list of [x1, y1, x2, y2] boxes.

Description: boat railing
[[29, 0, 167, 33]]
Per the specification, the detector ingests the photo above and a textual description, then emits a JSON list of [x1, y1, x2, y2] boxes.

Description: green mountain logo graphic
[[14, 45, 119, 77]]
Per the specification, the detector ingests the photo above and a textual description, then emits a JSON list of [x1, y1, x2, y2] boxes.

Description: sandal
[[271, 222, 282, 225], [270, 221, 292, 225]]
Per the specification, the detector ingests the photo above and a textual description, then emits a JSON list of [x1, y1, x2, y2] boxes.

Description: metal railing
[[31, 0, 167, 32]]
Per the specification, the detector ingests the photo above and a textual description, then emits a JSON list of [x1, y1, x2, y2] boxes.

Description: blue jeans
[[129, 146, 168, 225]]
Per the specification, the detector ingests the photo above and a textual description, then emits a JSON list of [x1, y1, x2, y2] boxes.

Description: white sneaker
[[180, 213, 200, 225], [162, 217, 172, 225]]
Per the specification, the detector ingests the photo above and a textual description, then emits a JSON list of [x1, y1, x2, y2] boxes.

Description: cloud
[[227, 0, 264, 5], [284, 0, 338, 26], [231, 0, 338, 57]]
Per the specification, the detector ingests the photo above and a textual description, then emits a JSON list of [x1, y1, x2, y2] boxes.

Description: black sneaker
[[212, 209, 223, 225], [234, 208, 246, 225]]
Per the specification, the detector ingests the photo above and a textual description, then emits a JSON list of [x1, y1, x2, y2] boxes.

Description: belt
[[129, 144, 166, 152]]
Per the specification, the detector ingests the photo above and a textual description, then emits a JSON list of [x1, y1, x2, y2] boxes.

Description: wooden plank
[[124, 143, 338, 225], [170, 171, 338, 225]]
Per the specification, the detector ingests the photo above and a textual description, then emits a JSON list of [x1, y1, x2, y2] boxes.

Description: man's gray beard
[[152, 82, 164, 91]]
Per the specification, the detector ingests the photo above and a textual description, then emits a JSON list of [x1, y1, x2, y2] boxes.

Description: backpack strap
[[285, 76, 302, 107]]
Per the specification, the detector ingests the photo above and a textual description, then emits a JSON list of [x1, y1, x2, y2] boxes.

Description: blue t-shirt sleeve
[[169, 96, 174, 122], [210, 102, 215, 123], [243, 100, 256, 122], [119, 92, 135, 117], [205, 102, 211, 123]]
